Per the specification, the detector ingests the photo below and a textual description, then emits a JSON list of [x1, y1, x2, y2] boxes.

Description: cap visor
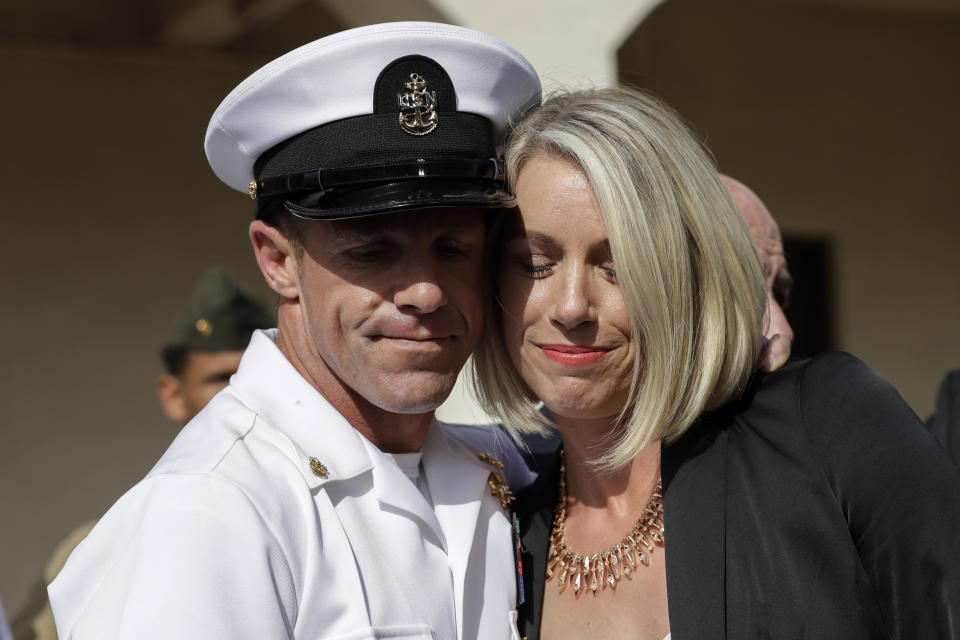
[[281, 178, 514, 220]]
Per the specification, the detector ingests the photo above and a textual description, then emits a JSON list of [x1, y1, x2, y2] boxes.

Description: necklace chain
[[545, 451, 664, 598]]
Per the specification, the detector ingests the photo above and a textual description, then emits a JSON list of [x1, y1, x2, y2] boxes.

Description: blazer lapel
[[662, 415, 729, 640], [514, 450, 561, 640]]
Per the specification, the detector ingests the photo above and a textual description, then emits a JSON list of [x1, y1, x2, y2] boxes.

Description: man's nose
[[766, 293, 795, 342], [393, 264, 447, 314]]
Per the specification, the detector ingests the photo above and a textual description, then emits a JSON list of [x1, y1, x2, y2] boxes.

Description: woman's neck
[[554, 413, 661, 515], [542, 415, 669, 640]]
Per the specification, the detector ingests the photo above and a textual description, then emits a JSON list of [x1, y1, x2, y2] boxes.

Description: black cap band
[[250, 54, 513, 220], [254, 157, 502, 200]]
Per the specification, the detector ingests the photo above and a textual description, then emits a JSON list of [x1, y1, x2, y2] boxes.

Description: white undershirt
[[385, 452, 433, 504]]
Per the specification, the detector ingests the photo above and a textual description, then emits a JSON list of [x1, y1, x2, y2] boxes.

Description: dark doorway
[[782, 235, 834, 358]]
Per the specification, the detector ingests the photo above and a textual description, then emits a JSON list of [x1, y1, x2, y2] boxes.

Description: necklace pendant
[[619, 545, 633, 580], [573, 570, 583, 598], [637, 531, 653, 550], [546, 547, 561, 579]]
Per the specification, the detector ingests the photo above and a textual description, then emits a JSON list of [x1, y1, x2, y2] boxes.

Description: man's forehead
[[326, 207, 487, 239], [742, 205, 782, 256]]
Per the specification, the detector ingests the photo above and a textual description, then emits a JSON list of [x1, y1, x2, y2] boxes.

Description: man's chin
[[366, 372, 460, 415]]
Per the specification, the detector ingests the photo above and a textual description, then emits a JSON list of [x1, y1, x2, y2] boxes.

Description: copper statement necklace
[[545, 451, 665, 598]]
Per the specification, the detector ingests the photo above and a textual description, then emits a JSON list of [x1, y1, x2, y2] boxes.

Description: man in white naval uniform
[[49, 22, 541, 640]]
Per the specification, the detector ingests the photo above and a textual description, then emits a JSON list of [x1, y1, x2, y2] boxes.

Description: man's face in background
[[157, 350, 244, 423]]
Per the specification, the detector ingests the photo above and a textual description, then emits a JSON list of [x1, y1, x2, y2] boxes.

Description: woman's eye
[[523, 263, 553, 276], [602, 263, 617, 279], [517, 253, 554, 277]]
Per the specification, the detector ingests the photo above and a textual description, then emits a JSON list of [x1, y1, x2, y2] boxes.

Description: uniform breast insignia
[[398, 73, 438, 136], [309, 457, 329, 479], [478, 452, 514, 509]]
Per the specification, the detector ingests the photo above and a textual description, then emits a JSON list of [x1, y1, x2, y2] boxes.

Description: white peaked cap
[[205, 21, 542, 194]]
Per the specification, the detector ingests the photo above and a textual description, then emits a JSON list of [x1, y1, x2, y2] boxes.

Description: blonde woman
[[474, 87, 960, 639]]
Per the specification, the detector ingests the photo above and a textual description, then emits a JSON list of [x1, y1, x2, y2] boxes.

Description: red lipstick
[[539, 344, 609, 365]]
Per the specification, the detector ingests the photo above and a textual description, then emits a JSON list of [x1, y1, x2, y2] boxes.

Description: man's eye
[[437, 241, 473, 258], [346, 246, 391, 263], [773, 286, 789, 309], [773, 271, 793, 309]]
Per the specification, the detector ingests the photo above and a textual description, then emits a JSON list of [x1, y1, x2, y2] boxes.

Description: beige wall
[[619, 0, 960, 418], [430, 0, 663, 89], [0, 41, 283, 617]]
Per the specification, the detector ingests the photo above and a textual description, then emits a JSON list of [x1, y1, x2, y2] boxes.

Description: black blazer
[[928, 368, 960, 465], [514, 352, 960, 639]]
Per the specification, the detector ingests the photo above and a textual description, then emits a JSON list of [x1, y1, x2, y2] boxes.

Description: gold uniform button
[[309, 457, 329, 478]]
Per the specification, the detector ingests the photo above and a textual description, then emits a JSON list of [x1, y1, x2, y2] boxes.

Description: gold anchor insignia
[[397, 73, 438, 136], [478, 452, 514, 508], [309, 457, 328, 478]]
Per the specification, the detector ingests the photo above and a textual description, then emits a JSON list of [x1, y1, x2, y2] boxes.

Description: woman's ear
[[249, 220, 300, 300]]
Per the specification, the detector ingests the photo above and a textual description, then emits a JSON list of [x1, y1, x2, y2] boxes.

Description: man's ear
[[157, 374, 190, 423], [250, 220, 299, 299]]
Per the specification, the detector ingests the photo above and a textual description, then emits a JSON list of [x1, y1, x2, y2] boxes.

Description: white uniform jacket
[[49, 330, 522, 640]]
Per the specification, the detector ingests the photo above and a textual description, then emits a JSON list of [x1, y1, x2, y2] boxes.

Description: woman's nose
[[550, 270, 596, 330]]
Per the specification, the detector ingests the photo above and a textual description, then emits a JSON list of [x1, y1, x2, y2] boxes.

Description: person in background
[[156, 266, 275, 423], [0, 600, 13, 640], [721, 176, 794, 371], [10, 267, 273, 640]]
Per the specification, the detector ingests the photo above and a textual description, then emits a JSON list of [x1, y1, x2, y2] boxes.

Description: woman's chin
[[542, 397, 626, 425], [533, 378, 629, 424]]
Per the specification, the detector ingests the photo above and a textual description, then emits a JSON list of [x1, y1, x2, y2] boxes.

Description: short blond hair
[[472, 87, 766, 469]]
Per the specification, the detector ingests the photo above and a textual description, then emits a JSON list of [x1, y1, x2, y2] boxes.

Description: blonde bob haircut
[[472, 86, 766, 470]]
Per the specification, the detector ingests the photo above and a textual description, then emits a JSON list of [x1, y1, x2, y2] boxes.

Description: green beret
[[164, 267, 274, 352]]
